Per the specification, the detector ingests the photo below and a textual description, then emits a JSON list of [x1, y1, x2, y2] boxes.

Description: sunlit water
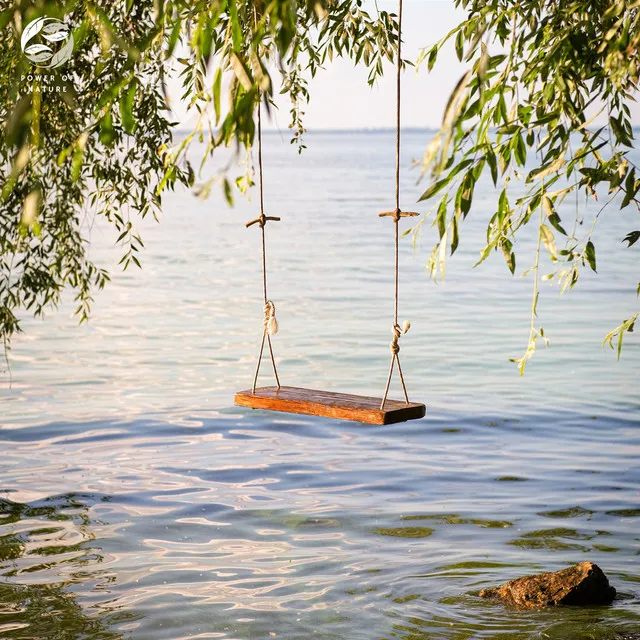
[[1, 131, 638, 639]]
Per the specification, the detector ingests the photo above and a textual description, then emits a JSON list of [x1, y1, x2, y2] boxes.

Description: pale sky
[[170, 0, 640, 131], [267, 0, 465, 131]]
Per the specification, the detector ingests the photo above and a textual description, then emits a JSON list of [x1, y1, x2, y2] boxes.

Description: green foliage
[[0, 0, 399, 360], [1, 0, 637, 374], [1, 0, 181, 360], [603, 312, 638, 360], [418, 0, 640, 371]]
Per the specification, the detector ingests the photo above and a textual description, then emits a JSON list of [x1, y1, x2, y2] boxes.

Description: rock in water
[[479, 562, 616, 608]]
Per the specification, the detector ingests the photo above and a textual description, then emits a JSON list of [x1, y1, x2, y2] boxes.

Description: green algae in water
[[593, 543, 621, 552], [392, 594, 422, 604], [507, 527, 602, 551], [606, 509, 640, 517], [252, 509, 340, 530], [507, 538, 589, 551], [537, 506, 597, 519], [438, 561, 527, 571], [520, 527, 595, 540], [401, 513, 513, 528], [374, 527, 434, 539], [345, 586, 377, 595]]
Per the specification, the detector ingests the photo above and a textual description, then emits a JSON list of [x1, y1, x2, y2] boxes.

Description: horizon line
[[172, 124, 640, 135]]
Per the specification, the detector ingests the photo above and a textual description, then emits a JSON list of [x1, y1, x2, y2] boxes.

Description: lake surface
[[1, 130, 638, 639]]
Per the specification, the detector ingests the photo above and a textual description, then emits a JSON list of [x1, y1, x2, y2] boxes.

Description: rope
[[395, 0, 402, 216], [264, 300, 278, 335], [249, 91, 281, 394], [380, 0, 412, 410]]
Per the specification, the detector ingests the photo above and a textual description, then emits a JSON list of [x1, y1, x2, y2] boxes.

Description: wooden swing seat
[[235, 386, 426, 425]]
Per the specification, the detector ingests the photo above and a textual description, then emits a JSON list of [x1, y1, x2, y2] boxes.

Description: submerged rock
[[479, 561, 616, 609]]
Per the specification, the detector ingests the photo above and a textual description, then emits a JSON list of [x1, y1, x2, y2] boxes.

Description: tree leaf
[[540, 224, 557, 259], [167, 17, 182, 56], [427, 44, 438, 71], [502, 242, 516, 274], [229, 0, 242, 52], [419, 176, 451, 201], [223, 178, 233, 205], [436, 197, 447, 239], [621, 167, 637, 209], [455, 29, 464, 61], [230, 53, 252, 91], [543, 196, 567, 235], [442, 71, 472, 130], [20, 190, 40, 230], [585, 240, 596, 271], [486, 147, 498, 185], [585, 241, 597, 272], [603, 313, 638, 359], [514, 132, 526, 166], [213, 67, 222, 125], [119, 81, 137, 134], [527, 154, 566, 182], [451, 212, 459, 255], [609, 115, 633, 147]]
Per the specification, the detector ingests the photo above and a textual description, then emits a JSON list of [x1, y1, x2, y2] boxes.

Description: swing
[[234, 0, 425, 425]]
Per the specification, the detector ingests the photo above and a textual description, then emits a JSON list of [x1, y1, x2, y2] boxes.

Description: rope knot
[[390, 320, 410, 355], [264, 300, 278, 335]]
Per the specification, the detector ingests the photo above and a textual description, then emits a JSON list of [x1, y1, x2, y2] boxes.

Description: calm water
[[0, 131, 638, 639]]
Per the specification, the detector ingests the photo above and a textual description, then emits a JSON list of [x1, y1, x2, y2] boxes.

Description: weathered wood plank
[[234, 386, 426, 425]]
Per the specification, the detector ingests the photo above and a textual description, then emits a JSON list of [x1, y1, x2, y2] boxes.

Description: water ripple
[[1, 132, 638, 639]]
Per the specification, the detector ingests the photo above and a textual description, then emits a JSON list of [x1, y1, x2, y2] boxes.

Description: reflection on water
[[0, 132, 639, 638], [0, 495, 123, 639], [1, 412, 638, 639]]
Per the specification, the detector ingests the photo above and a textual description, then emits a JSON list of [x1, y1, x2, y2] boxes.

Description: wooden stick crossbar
[[378, 210, 420, 220], [245, 214, 281, 228]]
